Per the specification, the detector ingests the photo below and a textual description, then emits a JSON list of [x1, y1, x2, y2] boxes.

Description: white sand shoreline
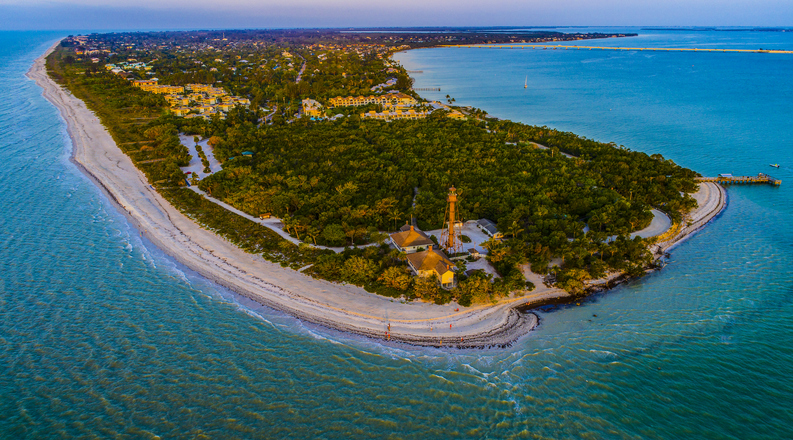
[[27, 42, 726, 349]]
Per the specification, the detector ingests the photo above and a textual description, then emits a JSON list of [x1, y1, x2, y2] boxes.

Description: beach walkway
[[178, 134, 380, 253], [187, 186, 379, 253], [632, 209, 672, 239]]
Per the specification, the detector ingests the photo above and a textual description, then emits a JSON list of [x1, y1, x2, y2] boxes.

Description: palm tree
[[507, 220, 524, 238], [306, 226, 320, 245], [389, 208, 402, 230]]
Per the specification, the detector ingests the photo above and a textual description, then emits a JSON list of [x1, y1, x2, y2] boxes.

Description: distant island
[[30, 28, 725, 347]]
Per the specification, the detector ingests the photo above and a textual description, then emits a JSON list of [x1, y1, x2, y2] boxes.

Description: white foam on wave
[[238, 309, 282, 331], [588, 349, 619, 361], [430, 373, 454, 384], [460, 362, 492, 380]]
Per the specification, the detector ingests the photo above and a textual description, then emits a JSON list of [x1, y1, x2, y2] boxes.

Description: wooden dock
[[697, 173, 781, 186], [441, 44, 793, 55]]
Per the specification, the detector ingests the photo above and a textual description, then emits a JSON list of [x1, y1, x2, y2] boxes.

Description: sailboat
[[524, 76, 528, 89]]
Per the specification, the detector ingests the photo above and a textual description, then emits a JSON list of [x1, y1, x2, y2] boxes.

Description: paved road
[[187, 186, 379, 253], [631, 209, 672, 239], [295, 55, 306, 83], [179, 134, 222, 179]]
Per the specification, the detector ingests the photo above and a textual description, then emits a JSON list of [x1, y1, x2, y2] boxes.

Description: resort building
[[406, 246, 456, 289], [390, 225, 434, 254], [133, 80, 248, 119], [136, 83, 184, 95], [329, 92, 418, 108], [171, 107, 191, 117], [186, 83, 213, 93], [165, 95, 189, 106], [207, 87, 226, 97], [301, 98, 323, 117], [132, 79, 158, 88], [361, 109, 429, 121], [447, 110, 467, 120]]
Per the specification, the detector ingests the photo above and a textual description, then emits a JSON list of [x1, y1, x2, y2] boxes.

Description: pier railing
[[697, 173, 781, 186]]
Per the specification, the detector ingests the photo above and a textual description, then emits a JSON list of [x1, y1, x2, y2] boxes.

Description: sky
[[0, 0, 791, 30]]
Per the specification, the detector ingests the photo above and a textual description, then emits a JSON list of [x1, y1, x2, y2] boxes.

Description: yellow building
[[231, 97, 250, 107], [361, 109, 429, 121], [171, 107, 191, 117], [447, 110, 467, 120], [301, 98, 323, 117], [207, 87, 227, 97], [187, 83, 212, 93], [406, 246, 456, 289], [133, 79, 248, 117], [390, 92, 417, 107], [163, 85, 184, 94], [132, 79, 158, 88], [329, 92, 418, 108], [390, 225, 434, 253], [141, 84, 184, 95]]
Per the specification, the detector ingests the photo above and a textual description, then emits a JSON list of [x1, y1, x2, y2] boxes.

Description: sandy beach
[[27, 43, 726, 348]]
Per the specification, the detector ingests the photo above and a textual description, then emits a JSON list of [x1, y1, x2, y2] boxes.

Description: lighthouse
[[441, 186, 462, 254]]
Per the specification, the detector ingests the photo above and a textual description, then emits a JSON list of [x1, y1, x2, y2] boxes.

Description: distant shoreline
[[30, 40, 725, 349]]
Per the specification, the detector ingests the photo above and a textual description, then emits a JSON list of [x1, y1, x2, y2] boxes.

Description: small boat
[[524, 76, 528, 89], [770, 163, 780, 168]]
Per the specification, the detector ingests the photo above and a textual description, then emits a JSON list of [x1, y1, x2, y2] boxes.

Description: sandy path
[[27, 43, 540, 348], [186, 186, 379, 253], [632, 209, 672, 239], [179, 135, 222, 179], [656, 182, 726, 253]]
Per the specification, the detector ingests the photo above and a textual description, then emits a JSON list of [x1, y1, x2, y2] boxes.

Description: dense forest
[[181, 112, 698, 292], [49, 28, 699, 305]]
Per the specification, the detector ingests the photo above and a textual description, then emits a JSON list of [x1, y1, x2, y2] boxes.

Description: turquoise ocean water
[[2, 29, 793, 438]]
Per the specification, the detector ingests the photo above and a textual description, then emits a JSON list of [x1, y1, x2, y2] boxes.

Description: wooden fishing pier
[[697, 173, 781, 186]]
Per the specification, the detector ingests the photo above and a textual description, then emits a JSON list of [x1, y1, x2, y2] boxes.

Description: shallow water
[[1, 29, 792, 438]]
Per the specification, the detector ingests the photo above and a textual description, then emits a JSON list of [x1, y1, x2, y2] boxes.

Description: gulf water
[[2, 29, 793, 438]]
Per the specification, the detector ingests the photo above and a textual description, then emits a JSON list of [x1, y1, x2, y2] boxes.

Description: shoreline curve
[[27, 41, 726, 349], [27, 42, 542, 349]]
